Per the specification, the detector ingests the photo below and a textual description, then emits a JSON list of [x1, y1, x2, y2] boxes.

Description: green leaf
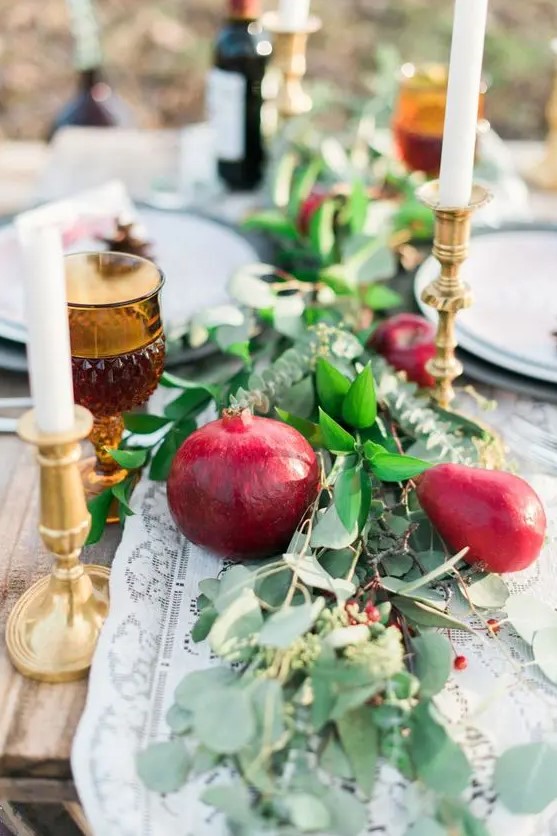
[[275, 408, 325, 447], [342, 364, 377, 429], [393, 597, 473, 633], [348, 179, 368, 235], [345, 238, 397, 284], [322, 786, 368, 836], [310, 200, 336, 263], [201, 782, 254, 824], [533, 627, 557, 684], [283, 552, 355, 602], [111, 479, 135, 517], [316, 358, 351, 419], [159, 372, 217, 393], [288, 158, 322, 220], [311, 504, 358, 549], [191, 608, 218, 642], [364, 284, 403, 311], [243, 210, 299, 241], [226, 341, 251, 365], [358, 469, 372, 532], [409, 702, 472, 796], [174, 667, 236, 712], [276, 375, 314, 419], [334, 466, 362, 533], [136, 740, 190, 794], [318, 408, 355, 454], [123, 413, 171, 434], [336, 706, 378, 798], [193, 687, 256, 754], [149, 418, 197, 481], [364, 441, 431, 482], [321, 734, 353, 780], [436, 799, 489, 836], [251, 678, 286, 747], [494, 743, 557, 814], [166, 704, 192, 734], [209, 589, 263, 659], [412, 633, 452, 698], [214, 564, 255, 612], [198, 578, 221, 601], [467, 574, 509, 609], [109, 448, 148, 469], [283, 794, 331, 832], [505, 594, 557, 645], [255, 568, 292, 608], [86, 488, 114, 545], [272, 150, 299, 208], [320, 549, 355, 578], [164, 388, 211, 420], [397, 549, 468, 594], [259, 599, 325, 649], [406, 818, 446, 836]]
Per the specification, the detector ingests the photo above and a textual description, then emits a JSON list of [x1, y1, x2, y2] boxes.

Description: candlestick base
[[263, 13, 322, 120], [5, 406, 111, 682], [6, 566, 109, 683], [416, 180, 492, 409]]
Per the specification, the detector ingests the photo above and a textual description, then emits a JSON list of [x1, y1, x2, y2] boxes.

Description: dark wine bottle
[[48, 0, 133, 140], [208, 0, 272, 190]]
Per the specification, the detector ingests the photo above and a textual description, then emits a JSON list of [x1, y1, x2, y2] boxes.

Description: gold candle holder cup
[[5, 406, 109, 682], [417, 180, 492, 408]]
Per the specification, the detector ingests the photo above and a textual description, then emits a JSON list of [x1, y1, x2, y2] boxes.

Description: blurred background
[[0, 0, 556, 141]]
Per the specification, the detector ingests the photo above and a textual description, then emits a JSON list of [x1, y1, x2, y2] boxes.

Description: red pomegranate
[[369, 313, 436, 388], [416, 464, 547, 574], [167, 409, 320, 560]]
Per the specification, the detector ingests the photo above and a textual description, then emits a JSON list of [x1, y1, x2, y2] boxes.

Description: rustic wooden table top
[[0, 127, 555, 834]]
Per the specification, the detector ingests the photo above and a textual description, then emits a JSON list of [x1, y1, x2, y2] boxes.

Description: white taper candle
[[17, 223, 75, 434], [277, 0, 311, 31], [438, 0, 488, 207]]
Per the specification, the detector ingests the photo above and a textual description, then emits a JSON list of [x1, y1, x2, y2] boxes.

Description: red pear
[[369, 313, 436, 388], [416, 464, 546, 574]]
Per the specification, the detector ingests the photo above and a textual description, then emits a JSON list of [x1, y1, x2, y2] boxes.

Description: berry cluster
[[345, 599, 381, 626]]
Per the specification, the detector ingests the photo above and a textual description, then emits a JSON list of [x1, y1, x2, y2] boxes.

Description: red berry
[[345, 599, 359, 610], [487, 618, 501, 634], [364, 603, 381, 623], [453, 655, 468, 671]]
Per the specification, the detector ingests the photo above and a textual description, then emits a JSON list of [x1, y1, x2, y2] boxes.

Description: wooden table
[[0, 128, 555, 836]]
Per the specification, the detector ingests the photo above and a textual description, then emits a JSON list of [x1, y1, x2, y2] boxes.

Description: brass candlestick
[[263, 13, 322, 119], [5, 406, 110, 683], [528, 39, 557, 191], [417, 180, 492, 408]]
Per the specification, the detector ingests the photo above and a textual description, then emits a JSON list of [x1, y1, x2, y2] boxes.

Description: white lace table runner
[[72, 390, 557, 836]]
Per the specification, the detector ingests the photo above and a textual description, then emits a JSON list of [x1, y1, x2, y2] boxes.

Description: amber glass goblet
[[392, 62, 487, 175], [66, 252, 165, 497]]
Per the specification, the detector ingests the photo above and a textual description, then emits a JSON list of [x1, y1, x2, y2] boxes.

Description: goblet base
[[5, 565, 110, 682]]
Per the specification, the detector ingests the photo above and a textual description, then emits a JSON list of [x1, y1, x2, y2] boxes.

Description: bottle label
[[207, 69, 246, 162]]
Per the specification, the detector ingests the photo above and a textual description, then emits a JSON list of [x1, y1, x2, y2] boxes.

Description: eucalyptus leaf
[[194, 687, 256, 754], [397, 548, 469, 594], [406, 817, 446, 836], [320, 734, 354, 780], [174, 667, 236, 712], [283, 794, 331, 832], [320, 548, 355, 578], [412, 633, 452, 698], [277, 374, 314, 418], [316, 358, 351, 419], [322, 786, 368, 836], [409, 702, 472, 797], [494, 743, 557, 814], [311, 503, 358, 549], [259, 599, 325, 649], [201, 781, 254, 824], [505, 594, 557, 645], [336, 706, 378, 798], [209, 589, 263, 659], [467, 574, 509, 609], [532, 627, 557, 684], [318, 408, 355, 454], [256, 568, 293, 608], [166, 704, 192, 734], [227, 264, 276, 309], [191, 608, 217, 643], [334, 466, 362, 533], [274, 295, 307, 340], [342, 364, 377, 429], [436, 799, 489, 836], [393, 597, 473, 633], [284, 552, 355, 601], [251, 678, 286, 747], [198, 578, 221, 601], [214, 565, 255, 613], [382, 553, 413, 578], [136, 740, 190, 794]]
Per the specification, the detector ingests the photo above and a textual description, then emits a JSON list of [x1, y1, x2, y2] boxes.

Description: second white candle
[[277, 0, 311, 31], [438, 0, 488, 208]]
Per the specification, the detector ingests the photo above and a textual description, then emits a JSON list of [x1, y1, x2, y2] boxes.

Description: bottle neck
[[227, 0, 260, 21], [78, 67, 104, 91]]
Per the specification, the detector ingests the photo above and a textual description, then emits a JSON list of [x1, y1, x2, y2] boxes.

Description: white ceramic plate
[[415, 228, 557, 384], [0, 207, 259, 345]]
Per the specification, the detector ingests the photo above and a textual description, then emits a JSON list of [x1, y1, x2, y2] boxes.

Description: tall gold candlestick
[[263, 13, 321, 120], [528, 38, 557, 191], [417, 181, 492, 408], [5, 405, 110, 682]]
